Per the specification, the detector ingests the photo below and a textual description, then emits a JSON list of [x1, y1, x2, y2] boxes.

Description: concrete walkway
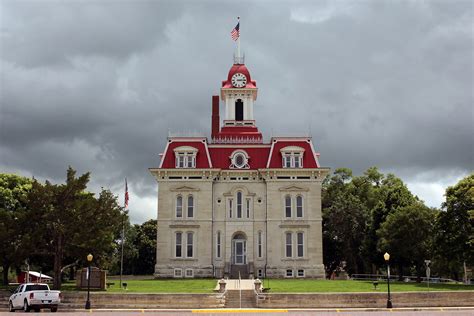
[[214, 279, 255, 291]]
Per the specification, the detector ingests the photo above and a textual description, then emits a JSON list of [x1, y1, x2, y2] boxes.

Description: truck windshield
[[25, 285, 49, 291]]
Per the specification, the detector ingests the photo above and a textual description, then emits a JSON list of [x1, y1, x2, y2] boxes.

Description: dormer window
[[174, 146, 198, 168], [281, 146, 304, 168], [230, 150, 250, 169]]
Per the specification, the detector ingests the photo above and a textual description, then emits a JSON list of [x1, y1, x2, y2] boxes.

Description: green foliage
[[0, 174, 33, 285], [377, 203, 437, 278], [434, 174, 474, 280], [25, 167, 124, 289]]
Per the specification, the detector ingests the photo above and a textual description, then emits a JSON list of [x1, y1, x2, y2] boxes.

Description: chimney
[[211, 95, 220, 138]]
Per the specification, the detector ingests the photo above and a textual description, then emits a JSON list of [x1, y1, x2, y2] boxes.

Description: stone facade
[[150, 55, 329, 279]]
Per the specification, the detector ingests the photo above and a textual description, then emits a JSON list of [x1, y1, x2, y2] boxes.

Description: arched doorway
[[235, 99, 244, 121], [232, 233, 247, 265]]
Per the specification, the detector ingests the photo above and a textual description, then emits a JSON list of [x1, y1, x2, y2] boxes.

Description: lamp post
[[384, 252, 392, 308], [85, 253, 93, 310]]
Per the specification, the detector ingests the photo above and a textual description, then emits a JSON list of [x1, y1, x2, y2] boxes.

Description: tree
[[377, 203, 437, 280], [0, 174, 32, 285], [434, 174, 474, 280], [27, 167, 124, 289], [132, 219, 157, 275]]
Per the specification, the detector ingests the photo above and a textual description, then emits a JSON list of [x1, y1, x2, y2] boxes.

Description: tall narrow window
[[237, 192, 242, 218], [284, 154, 291, 168], [176, 196, 183, 218], [187, 195, 194, 218], [257, 231, 263, 258], [294, 154, 301, 168], [229, 199, 233, 218], [296, 196, 303, 218], [297, 232, 304, 257], [175, 232, 182, 257], [285, 232, 292, 257], [187, 232, 193, 257], [235, 99, 244, 121], [246, 199, 250, 218], [216, 231, 221, 258], [285, 195, 292, 218]]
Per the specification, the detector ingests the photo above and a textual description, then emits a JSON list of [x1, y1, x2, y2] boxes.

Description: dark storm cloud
[[1, 0, 472, 222]]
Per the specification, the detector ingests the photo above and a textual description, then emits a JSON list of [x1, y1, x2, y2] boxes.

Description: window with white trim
[[176, 196, 183, 218], [230, 150, 250, 169], [237, 191, 243, 218], [187, 195, 194, 218], [174, 146, 198, 169], [296, 196, 303, 218], [174, 268, 182, 278], [175, 232, 182, 257], [257, 269, 264, 278], [175, 152, 196, 168], [297, 232, 304, 257], [216, 231, 221, 258], [285, 195, 292, 218], [286, 269, 293, 277], [280, 146, 304, 169], [187, 232, 194, 257], [185, 269, 194, 278], [297, 269, 305, 277], [285, 232, 292, 257], [257, 231, 263, 258]]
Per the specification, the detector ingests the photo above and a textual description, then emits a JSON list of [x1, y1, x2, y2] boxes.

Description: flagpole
[[237, 17, 241, 61], [120, 178, 127, 289]]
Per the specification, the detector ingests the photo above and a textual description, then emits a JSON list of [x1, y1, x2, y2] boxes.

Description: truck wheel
[[51, 307, 58, 312], [8, 301, 14, 312], [23, 299, 30, 312]]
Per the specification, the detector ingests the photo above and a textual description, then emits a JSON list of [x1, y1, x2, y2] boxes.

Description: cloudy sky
[[1, 0, 472, 223]]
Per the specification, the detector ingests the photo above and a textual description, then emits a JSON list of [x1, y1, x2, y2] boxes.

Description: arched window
[[296, 196, 303, 218], [175, 232, 182, 257], [176, 196, 183, 218], [285, 195, 292, 218], [237, 191, 243, 218], [187, 195, 194, 218], [187, 232, 194, 258], [235, 99, 244, 121], [285, 232, 292, 257], [297, 232, 304, 257], [216, 231, 221, 258]]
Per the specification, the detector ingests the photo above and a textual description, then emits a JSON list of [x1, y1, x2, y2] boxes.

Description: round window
[[232, 152, 248, 169]]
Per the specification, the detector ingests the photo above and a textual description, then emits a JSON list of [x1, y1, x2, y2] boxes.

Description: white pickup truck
[[9, 283, 61, 312]]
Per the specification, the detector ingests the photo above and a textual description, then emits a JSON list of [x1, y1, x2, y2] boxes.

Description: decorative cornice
[[279, 185, 310, 192], [169, 224, 201, 228], [170, 185, 200, 192]]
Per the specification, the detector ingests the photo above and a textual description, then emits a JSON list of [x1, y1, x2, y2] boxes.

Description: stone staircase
[[0, 291, 9, 310], [224, 290, 256, 308]]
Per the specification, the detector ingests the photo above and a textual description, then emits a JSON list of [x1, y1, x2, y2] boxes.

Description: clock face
[[231, 73, 247, 88]]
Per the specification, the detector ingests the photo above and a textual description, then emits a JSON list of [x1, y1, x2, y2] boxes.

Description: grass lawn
[[56, 278, 474, 293], [103, 279, 216, 293], [263, 279, 474, 293]]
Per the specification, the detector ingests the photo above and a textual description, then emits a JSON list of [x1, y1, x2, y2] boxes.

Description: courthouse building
[[150, 52, 329, 279]]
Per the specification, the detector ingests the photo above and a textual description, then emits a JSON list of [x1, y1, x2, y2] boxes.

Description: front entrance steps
[[230, 264, 249, 279], [224, 290, 256, 308]]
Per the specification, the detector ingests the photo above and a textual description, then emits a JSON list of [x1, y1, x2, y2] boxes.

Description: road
[[1, 307, 474, 315]]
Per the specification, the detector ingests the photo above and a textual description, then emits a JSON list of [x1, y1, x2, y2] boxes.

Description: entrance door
[[233, 239, 246, 265]]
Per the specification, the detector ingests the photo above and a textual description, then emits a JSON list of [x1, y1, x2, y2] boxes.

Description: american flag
[[231, 20, 240, 41], [124, 178, 129, 208]]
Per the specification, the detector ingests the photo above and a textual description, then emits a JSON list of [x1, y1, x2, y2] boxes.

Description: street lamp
[[85, 253, 93, 310], [384, 252, 393, 308]]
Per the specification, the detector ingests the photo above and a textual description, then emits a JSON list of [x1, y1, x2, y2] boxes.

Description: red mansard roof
[[159, 137, 320, 170], [159, 139, 212, 169]]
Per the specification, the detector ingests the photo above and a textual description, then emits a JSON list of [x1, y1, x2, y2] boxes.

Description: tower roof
[[222, 64, 257, 89]]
